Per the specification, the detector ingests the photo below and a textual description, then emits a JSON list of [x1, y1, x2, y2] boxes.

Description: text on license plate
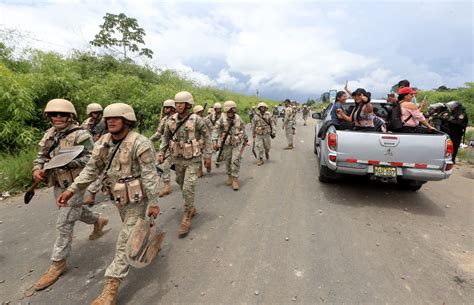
[[373, 166, 397, 178]]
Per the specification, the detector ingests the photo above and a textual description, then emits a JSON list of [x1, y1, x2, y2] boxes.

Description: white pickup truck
[[313, 99, 454, 191]]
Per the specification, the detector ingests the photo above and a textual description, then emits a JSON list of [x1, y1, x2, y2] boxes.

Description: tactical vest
[[167, 113, 203, 159], [98, 131, 145, 208], [254, 112, 272, 135], [221, 114, 244, 146], [41, 125, 88, 188]]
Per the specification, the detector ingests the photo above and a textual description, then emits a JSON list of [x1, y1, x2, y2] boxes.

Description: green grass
[[457, 147, 474, 164], [0, 148, 37, 193]]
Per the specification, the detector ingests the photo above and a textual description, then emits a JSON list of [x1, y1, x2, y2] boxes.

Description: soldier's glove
[[148, 206, 160, 219]]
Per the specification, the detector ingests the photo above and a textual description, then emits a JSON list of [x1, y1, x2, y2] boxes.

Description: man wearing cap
[[213, 101, 248, 190], [82, 103, 108, 206], [158, 91, 212, 236], [150, 99, 176, 197], [31, 99, 108, 293], [57, 102, 161, 305], [283, 99, 295, 149], [252, 102, 275, 166]]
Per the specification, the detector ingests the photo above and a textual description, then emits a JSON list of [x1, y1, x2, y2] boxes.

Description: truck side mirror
[[312, 112, 322, 120]]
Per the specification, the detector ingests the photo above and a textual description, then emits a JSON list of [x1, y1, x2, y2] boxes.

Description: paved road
[[1, 114, 473, 304]]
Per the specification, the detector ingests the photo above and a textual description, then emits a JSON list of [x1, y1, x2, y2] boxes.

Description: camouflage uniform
[[283, 105, 295, 146], [67, 131, 160, 279], [159, 113, 212, 211], [252, 112, 274, 161], [205, 112, 221, 165], [33, 124, 99, 262], [82, 117, 108, 196], [150, 115, 172, 183], [302, 106, 310, 125], [213, 113, 248, 178]]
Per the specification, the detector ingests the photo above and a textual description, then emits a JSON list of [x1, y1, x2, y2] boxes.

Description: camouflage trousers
[[284, 122, 294, 146], [51, 186, 99, 261], [161, 156, 171, 183], [255, 134, 271, 160], [173, 157, 200, 211], [222, 145, 242, 178], [303, 114, 308, 125], [86, 178, 102, 194], [105, 201, 147, 279]]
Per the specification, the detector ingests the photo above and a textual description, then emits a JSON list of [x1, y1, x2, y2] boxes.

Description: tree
[[90, 13, 153, 60]]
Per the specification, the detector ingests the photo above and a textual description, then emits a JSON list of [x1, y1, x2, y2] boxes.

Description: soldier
[[204, 103, 222, 171], [252, 102, 275, 166], [302, 105, 310, 126], [31, 99, 108, 292], [150, 99, 176, 197], [272, 106, 279, 126], [82, 103, 109, 206], [213, 101, 248, 190], [193, 105, 206, 178], [446, 101, 468, 164], [158, 91, 212, 236], [249, 106, 256, 122], [283, 99, 295, 149], [57, 103, 161, 305]]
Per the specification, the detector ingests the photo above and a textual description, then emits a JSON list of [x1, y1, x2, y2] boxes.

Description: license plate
[[374, 166, 397, 178]]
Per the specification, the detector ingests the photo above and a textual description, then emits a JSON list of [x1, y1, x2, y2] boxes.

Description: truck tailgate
[[336, 131, 449, 169]]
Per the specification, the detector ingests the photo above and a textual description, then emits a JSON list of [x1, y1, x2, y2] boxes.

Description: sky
[[0, 0, 472, 101]]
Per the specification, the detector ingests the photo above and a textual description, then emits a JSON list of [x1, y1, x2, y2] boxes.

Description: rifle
[[216, 118, 235, 163]]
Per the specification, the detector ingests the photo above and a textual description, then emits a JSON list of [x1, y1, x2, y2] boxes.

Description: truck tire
[[397, 178, 424, 191], [318, 156, 335, 183]]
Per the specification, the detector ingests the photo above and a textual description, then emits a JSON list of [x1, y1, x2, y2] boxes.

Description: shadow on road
[[318, 175, 445, 217]]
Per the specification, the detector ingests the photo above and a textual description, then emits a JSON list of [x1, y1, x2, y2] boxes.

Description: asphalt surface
[[0, 114, 473, 304]]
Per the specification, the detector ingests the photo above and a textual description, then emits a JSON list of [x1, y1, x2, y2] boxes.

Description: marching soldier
[[272, 106, 279, 126], [446, 101, 468, 164], [57, 103, 161, 305], [193, 105, 206, 178], [82, 103, 108, 206], [150, 99, 176, 197], [302, 105, 310, 126], [251, 102, 275, 166], [205, 102, 223, 171], [283, 99, 295, 149], [158, 91, 212, 236], [31, 99, 108, 292], [213, 101, 248, 190]]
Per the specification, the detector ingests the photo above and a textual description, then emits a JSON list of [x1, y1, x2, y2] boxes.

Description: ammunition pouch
[[110, 177, 145, 209], [52, 167, 82, 188], [170, 139, 203, 159]]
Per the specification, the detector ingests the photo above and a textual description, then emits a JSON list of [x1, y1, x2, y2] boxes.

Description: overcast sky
[[0, 0, 472, 101]]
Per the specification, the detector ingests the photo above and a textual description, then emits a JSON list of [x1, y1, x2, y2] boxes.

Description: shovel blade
[[24, 190, 35, 204]]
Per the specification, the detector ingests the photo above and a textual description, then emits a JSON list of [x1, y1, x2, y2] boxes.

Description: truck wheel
[[397, 178, 424, 191], [318, 158, 335, 183]]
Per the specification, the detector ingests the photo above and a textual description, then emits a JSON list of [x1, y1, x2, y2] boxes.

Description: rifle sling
[[163, 113, 193, 153], [218, 119, 235, 156], [255, 113, 273, 134]]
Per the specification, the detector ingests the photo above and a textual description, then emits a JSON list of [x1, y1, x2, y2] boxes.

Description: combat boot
[[89, 216, 109, 240], [34, 260, 67, 290], [283, 144, 294, 150], [159, 182, 172, 197], [232, 177, 240, 191], [91, 277, 121, 305], [179, 208, 197, 236], [84, 192, 96, 206], [257, 159, 264, 166], [227, 175, 233, 185]]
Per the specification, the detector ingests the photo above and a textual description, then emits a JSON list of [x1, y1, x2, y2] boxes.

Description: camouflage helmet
[[257, 102, 268, 109], [213, 102, 222, 109], [174, 91, 194, 105], [103, 103, 137, 122], [193, 105, 204, 114], [86, 103, 103, 115], [163, 99, 175, 108], [207, 108, 215, 114], [223, 100, 237, 112], [44, 99, 77, 117]]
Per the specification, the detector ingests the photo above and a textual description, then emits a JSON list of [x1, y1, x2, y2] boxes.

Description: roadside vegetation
[[0, 41, 277, 193]]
